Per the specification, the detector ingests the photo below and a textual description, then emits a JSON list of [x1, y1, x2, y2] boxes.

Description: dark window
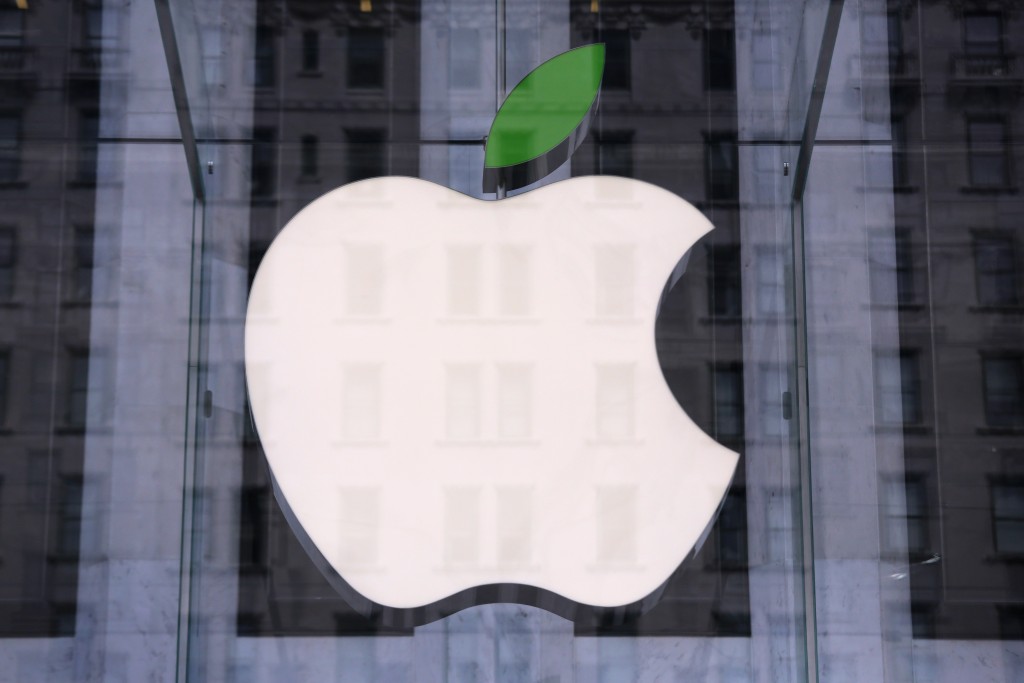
[[869, 228, 915, 305], [708, 245, 741, 317], [713, 363, 744, 439], [599, 29, 630, 90], [0, 350, 8, 425], [0, 7, 24, 47], [76, 109, 99, 184], [706, 134, 738, 201], [974, 234, 1018, 306], [300, 135, 318, 178], [999, 605, 1024, 639], [886, 12, 903, 65], [596, 131, 633, 178], [239, 485, 270, 572], [449, 28, 480, 89], [964, 13, 1003, 56], [875, 349, 922, 425], [717, 489, 747, 569], [967, 117, 1010, 188], [884, 476, 929, 556], [82, 6, 106, 48], [704, 28, 736, 91], [890, 115, 909, 187], [253, 25, 275, 87], [0, 226, 13, 300], [66, 350, 90, 429], [0, 111, 21, 183], [56, 476, 83, 560], [992, 482, 1024, 555], [982, 356, 1024, 429], [347, 28, 385, 89], [250, 127, 276, 197], [72, 227, 95, 301], [301, 29, 319, 72], [346, 129, 385, 182]]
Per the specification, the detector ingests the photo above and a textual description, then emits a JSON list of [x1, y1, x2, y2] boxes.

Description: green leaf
[[484, 44, 605, 170]]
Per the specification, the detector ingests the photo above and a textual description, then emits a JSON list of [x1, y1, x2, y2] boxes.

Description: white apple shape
[[244, 175, 739, 612]]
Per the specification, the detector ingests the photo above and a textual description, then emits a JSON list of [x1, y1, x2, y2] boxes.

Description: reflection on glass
[[594, 363, 634, 441], [446, 364, 481, 440], [593, 245, 634, 318], [341, 364, 382, 441], [595, 485, 636, 565], [497, 364, 532, 439], [444, 488, 480, 567]]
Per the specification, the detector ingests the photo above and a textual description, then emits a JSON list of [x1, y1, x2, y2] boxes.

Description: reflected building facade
[[0, 0, 1020, 680]]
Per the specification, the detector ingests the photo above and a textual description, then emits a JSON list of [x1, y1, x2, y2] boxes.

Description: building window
[[66, 350, 91, 429], [71, 227, 94, 301], [445, 364, 481, 440], [82, 5, 106, 48], [300, 135, 318, 178], [599, 28, 630, 90], [0, 349, 8, 425], [0, 226, 13, 300], [449, 28, 480, 89], [883, 475, 929, 557], [704, 28, 735, 91], [759, 365, 787, 437], [253, 25, 275, 87], [964, 12, 1003, 57], [0, 111, 21, 183], [751, 32, 774, 91], [706, 134, 738, 201], [982, 355, 1024, 429], [345, 129, 385, 182], [55, 476, 83, 560], [875, 349, 922, 426], [991, 481, 1024, 555], [593, 245, 634, 318], [966, 117, 1010, 188], [200, 26, 223, 86], [76, 109, 99, 184], [974, 234, 1018, 306], [712, 363, 744, 439], [869, 229, 915, 306], [717, 489, 747, 569], [890, 115, 909, 187], [250, 127, 276, 197], [708, 245, 742, 317], [347, 28, 385, 89], [301, 29, 319, 72], [998, 605, 1024, 639], [0, 7, 24, 48], [595, 131, 633, 178], [595, 364, 635, 441], [755, 247, 786, 316]]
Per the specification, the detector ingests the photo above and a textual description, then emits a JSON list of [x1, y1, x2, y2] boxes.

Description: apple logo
[[244, 45, 739, 626]]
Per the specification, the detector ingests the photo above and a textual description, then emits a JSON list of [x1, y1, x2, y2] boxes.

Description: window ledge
[[969, 304, 1024, 314], [986, 553, 1024, 564], [976, 426, 1024, 436], [960, 185, 1018, 195], [0, 180, 28, 189], [698, 315, 743, 325], [875, 423, 930, 435], [297, 70, 323, 78]]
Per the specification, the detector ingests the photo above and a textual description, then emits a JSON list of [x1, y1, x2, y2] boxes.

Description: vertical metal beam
[[495, 0, 506, 198], [789, 2, 846, 683], [154, 0, 205, 202], [791, 0, 845, 202]]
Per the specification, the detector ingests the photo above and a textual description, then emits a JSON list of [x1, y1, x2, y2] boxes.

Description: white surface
[[244, 176, 739, 609]]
